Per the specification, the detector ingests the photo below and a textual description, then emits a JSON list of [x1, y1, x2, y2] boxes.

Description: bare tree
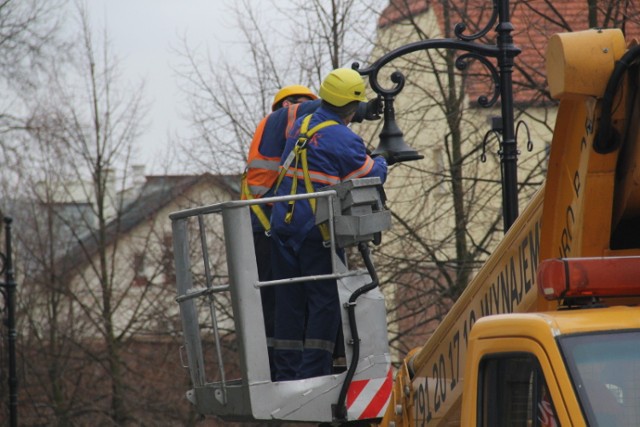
[[174, 0, 385, 174], [0, 0, 73, 422], [350, 0, 516, 355], [4, 3, 169, 424], [10, 128, 91, 425], [0, 0, 68, 86], [10, 6, 241, 416], [0, 0, 70, 196]]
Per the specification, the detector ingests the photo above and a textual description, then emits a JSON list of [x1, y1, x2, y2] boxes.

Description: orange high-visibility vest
[[242, 104, 300, 199], [241, 103, 301, 232]]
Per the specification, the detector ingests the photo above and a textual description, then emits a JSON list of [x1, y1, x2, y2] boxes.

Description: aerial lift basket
[[170, 177, 393, 423]]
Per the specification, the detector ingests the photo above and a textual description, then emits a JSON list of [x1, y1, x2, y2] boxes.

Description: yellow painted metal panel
[[546, 29, 625, 99], [540, 97, 598, 261], [399, 188, 544, 427]]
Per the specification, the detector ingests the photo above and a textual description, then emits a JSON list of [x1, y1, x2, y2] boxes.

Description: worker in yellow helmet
[[270, 68, 388, 381], [242, 77, 383, 381]]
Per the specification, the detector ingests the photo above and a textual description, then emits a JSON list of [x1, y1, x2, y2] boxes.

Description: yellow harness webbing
[[275, 114, 338, 242], [241, 172, 272, 233]]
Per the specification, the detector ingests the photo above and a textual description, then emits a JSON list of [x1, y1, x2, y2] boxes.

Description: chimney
[[131, 164, 146, 186], [101, 168, 118, 218]]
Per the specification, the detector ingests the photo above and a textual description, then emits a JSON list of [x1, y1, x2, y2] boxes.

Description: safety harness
[[241, 177, 273, 233], [274, 114, 338, 242]]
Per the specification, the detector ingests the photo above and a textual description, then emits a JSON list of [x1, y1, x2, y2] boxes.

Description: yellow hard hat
[[271, 85, 317, 111], [319, 68, 367, 107]]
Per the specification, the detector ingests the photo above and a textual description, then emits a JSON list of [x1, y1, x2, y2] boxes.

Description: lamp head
[[372, 96, 423, 165]]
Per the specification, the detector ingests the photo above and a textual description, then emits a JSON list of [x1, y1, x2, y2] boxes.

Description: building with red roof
[[376, 0, 640, 106], [355, 0, 640, 353]]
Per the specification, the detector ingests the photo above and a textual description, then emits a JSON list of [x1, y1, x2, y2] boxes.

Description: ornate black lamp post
[[356, 0, 521, 231], [0, 217, 17, 427]]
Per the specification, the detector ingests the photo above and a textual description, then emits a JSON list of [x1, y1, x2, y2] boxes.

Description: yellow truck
[[170, 28, 640, 426], [379, 28, 640, 427]]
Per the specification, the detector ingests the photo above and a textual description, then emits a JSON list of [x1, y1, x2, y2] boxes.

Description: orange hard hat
[[271, 85, 317, 111]]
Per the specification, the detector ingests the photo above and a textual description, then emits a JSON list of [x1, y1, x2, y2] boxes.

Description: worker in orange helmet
[[241, 84, 318, 381], [241, 81, 382, 381], [270, 85, 318, 111]]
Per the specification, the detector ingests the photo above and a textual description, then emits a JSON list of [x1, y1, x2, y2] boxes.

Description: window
[[433, 148, 448, 195], [559, 330, 640, 427], [132, 252, 148, 286], [162, 233, 175, 286], [478, 353, 559, 427]]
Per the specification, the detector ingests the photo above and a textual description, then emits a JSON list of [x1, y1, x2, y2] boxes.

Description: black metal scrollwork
[[355, 0, 519, 108], [354, 0, 522, 231], [455, 52, 500, 107], [355, 36, 511, 108], [454, 0, 499, 41]]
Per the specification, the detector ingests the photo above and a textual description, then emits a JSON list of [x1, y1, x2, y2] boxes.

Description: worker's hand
[[364, 97, 383, 120], [383, 154, 396, 166], [371, 150, 394, 165]]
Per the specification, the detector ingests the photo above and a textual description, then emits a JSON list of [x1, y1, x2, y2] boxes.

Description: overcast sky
[[88, 0, 240, 173]]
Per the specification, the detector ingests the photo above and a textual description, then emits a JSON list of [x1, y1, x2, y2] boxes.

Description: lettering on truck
[[413, 220, 541, 425], [558, 114, 593, 258]]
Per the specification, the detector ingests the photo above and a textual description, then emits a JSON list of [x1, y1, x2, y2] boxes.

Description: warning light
[[537, 257, 640, 301]]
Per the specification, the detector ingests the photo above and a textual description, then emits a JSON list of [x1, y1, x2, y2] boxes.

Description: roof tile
[[378, 0, 640, 105]]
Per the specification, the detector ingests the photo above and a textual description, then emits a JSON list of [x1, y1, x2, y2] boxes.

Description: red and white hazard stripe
[[346, 367, 393, 420]]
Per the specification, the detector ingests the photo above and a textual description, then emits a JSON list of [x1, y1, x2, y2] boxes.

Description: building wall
[[354, 7, 554, 249], [352, 6, 557, 361], [69, 177, 235, 338]]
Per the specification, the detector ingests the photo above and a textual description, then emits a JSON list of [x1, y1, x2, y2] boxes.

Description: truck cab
[[460, 256, 640, 426], [463, 305, 640, 426]]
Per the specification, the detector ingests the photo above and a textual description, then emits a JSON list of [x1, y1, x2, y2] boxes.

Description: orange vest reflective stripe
[[242, 104, 301, 199], [241, 104, 302, 233]]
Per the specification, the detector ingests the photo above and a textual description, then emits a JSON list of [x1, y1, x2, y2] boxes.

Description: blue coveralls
[[245, 99, 376, 380], [270, 105, 388, 380], [245, 99, 323, 380]]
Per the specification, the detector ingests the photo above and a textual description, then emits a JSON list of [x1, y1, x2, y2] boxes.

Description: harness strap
[[277, 114, 338, 242], [275, 115, 338, 190], [285, 104, 300, 138], [241, 170, 272, 233]]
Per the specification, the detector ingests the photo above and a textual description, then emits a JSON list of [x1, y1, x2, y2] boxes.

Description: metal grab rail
[[175, 285, 230, 303], [171, 190, 342, 405], [171, 190, 346, 287], [169, 190, 338, 220], [256, 270, 367, 288], [171, 178, 393, 422]]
